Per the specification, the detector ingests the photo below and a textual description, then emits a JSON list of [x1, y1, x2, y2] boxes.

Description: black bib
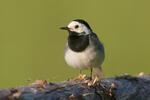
[[68, 31, 89, 52]]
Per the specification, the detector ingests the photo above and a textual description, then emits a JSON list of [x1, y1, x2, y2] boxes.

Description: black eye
[[75, 25, 79, 29]]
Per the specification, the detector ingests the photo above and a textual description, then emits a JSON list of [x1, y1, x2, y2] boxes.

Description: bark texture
[[0, 74, 150, 100]]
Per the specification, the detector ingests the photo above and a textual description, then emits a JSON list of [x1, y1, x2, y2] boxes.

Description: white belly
[[64, 45, 104, 69]]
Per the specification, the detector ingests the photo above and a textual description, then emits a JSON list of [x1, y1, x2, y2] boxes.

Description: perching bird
[[60, 19, 105, 78]]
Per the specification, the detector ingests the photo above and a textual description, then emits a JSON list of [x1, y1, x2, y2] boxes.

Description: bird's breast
[[64, 43, 104, 69]]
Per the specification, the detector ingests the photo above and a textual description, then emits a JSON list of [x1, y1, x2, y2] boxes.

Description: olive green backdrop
[[0, 0, 150, 88]]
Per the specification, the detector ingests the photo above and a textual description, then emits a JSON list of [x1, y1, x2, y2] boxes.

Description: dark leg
[[90, 68, 93, 80], [79, 70, 82, 74]]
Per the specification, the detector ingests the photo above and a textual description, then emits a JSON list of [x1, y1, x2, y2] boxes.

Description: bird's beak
[[60, 26, 70, 30]]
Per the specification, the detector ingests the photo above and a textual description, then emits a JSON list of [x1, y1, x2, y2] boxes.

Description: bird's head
[[60, 19, 93, 35]]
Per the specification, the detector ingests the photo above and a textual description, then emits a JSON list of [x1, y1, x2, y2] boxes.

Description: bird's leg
[[90, 68, 93, 80], [79, 70, 82, 74]]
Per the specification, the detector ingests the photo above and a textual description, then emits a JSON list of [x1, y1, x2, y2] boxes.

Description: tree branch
[[0, 73, 150, 100]]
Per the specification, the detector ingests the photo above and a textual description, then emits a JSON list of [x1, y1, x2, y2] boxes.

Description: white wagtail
[[60, 19, 105, 78]]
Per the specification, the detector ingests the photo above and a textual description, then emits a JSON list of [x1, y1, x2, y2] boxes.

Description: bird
[[60, 19, 105, 79]]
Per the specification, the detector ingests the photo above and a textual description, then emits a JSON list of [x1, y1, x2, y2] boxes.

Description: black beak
[[60, 26, 70, 30]]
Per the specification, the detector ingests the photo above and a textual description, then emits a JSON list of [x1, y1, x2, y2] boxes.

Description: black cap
[[73, 19, 92, 31]]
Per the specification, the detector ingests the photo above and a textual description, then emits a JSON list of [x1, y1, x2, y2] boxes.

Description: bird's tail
[[94, 67, 103, 78]]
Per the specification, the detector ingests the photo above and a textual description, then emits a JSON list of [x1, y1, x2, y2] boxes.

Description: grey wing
[[89, 33, 105, 54], [90, 33, 105, 72]]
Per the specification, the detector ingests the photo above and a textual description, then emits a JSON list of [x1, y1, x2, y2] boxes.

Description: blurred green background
[[0, 0, 150, 89]]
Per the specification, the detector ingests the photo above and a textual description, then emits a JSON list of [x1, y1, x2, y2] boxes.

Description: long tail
[[94, 66, 103, 78]]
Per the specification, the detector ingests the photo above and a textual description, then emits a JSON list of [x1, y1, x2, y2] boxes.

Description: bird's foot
[[88, 75, 100, 87]]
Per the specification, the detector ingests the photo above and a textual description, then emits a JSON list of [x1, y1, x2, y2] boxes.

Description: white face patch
[[67, 21, 92, 35]]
